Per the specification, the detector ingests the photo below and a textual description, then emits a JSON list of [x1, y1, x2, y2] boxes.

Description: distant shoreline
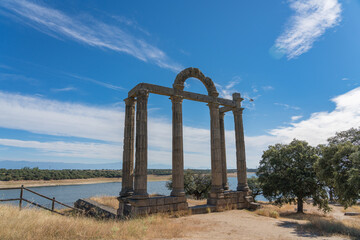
[[0, 172, 255, 188], [0, 175, 170, 189]]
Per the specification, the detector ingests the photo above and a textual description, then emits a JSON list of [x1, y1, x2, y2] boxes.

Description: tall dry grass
[[0, 204, 189, 240], [89, 196, 119, 209], [255, 202, 360, 238]]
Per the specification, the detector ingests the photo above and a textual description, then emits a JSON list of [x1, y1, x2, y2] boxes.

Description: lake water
[[0, 173, 266, 209]]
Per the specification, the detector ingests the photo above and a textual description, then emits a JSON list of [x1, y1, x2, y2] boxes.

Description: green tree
[[166, 170, 211, 200], [247, 176, 262, 201], [327, 127, 360, 146], [257, 139, 330, 213], [318, 142, 360, 208]]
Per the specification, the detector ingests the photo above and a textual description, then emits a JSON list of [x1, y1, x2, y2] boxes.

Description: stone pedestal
[[118, 195, 188, 217]]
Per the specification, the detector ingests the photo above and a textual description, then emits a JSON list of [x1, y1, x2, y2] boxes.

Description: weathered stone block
[[156, 205, 165, 212], [163, 204, 171, 212], [134, 206, 150, 215], [156, 197, 165, 205], [164, 197, 174, 205], [149, 206, 157, 214], [131, 199, 149, 207], [237, 202, 247, 209], [149, 198, 157, 206], [177, 202, 188, 211]]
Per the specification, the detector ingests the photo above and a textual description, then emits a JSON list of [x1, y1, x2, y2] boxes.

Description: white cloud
[[0, 0, 182, 72], [274, 0, 341, 59], [0, 138, 121, 160], [269, 87, 360, 145], [0, 91, 123, 142], [1, 87, 360, 168], [291, 115, 303, 121], [342, 77, 349, 81]]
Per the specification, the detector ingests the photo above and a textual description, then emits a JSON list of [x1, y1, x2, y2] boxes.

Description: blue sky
[[0, 0, 360, 169]]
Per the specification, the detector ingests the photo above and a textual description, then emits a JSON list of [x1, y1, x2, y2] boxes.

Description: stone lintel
[[128, 83, 236, 107]]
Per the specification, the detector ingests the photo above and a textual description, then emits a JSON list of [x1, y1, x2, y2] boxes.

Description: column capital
[[207, 101, 220, 109], [136, 90, 149, 100], [124, 97, 136, 105], [232, 107, 244, 114], [169, 95, 184, 103]]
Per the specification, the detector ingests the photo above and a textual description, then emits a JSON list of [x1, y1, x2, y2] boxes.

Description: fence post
[[19, 185, 24, 210], [52, 197, 55, 212]]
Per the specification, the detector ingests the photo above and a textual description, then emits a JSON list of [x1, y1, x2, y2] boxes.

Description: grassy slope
[[0, 204, 186, 240]]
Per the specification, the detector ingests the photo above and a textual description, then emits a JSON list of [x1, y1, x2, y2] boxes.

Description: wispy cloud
[[51, 86, 76, 92], [66, 73, 124, 91], [274, 102, 301, 110], [216, 77, 241, 100], [342, 77, 349, 81], [0, 72, 38, 84], [0, 64, 13, 70], [111, 15, 151, 36], [0, 0, 182, 71], [273, 0, 341, 59], [262, 86, 274, 91]]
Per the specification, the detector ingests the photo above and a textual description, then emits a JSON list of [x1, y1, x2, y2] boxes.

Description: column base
[[120, 188, 134, 197], [132, 189, 149, 199], [171, 189, 185, 197], [223, 182, 229, 190], [237, 184, 249, 191]]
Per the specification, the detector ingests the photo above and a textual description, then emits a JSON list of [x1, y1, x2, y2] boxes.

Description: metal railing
[[0, 185, 83, 215]]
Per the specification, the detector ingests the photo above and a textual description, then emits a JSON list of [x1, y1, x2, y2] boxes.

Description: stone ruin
[[118, 68, 256, 217]]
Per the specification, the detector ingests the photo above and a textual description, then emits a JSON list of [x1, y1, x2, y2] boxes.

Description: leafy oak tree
[[247, 177, 262, 201], [317, 142, 360, 208], [166, 170, 211, 200], [316, 127, 360, 207], [257, 139, 330, 213]]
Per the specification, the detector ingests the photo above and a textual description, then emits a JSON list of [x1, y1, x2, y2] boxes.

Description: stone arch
[[173, 67, 219, 97]]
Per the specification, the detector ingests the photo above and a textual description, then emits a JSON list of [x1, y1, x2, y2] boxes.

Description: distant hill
[[0, 160, 122, 170], [0, 160, 173, 170]]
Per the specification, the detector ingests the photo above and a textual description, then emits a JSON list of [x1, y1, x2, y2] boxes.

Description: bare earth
[[0, 175, 170, 188], [173, 209, 350, 240]]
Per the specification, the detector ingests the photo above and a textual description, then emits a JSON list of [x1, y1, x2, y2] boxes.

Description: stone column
[[133, 90, 149, 198], [208, 102, 224, 197], [170, 95, 185, 196], [219, 112, 229, 190], [233, 93, 249, 191], [120, 97, 136, 197]]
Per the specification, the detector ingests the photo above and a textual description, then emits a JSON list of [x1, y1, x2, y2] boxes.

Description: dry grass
[[255, 202, 360, 238], [89, 196, 119, 209], [301, 216, 360, 238], [0, 204, 191, 240], [341, 205, 360, 213]]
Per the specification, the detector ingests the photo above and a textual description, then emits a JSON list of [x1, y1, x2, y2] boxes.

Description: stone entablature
[[118, 68, 254, 217]]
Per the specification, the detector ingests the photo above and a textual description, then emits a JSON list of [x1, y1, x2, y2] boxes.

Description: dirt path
[[173, 210, 349, 240]]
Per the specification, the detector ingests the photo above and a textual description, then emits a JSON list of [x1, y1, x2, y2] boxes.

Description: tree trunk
[[297, 199, 304, 213], [329, 188, 334, 202]]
